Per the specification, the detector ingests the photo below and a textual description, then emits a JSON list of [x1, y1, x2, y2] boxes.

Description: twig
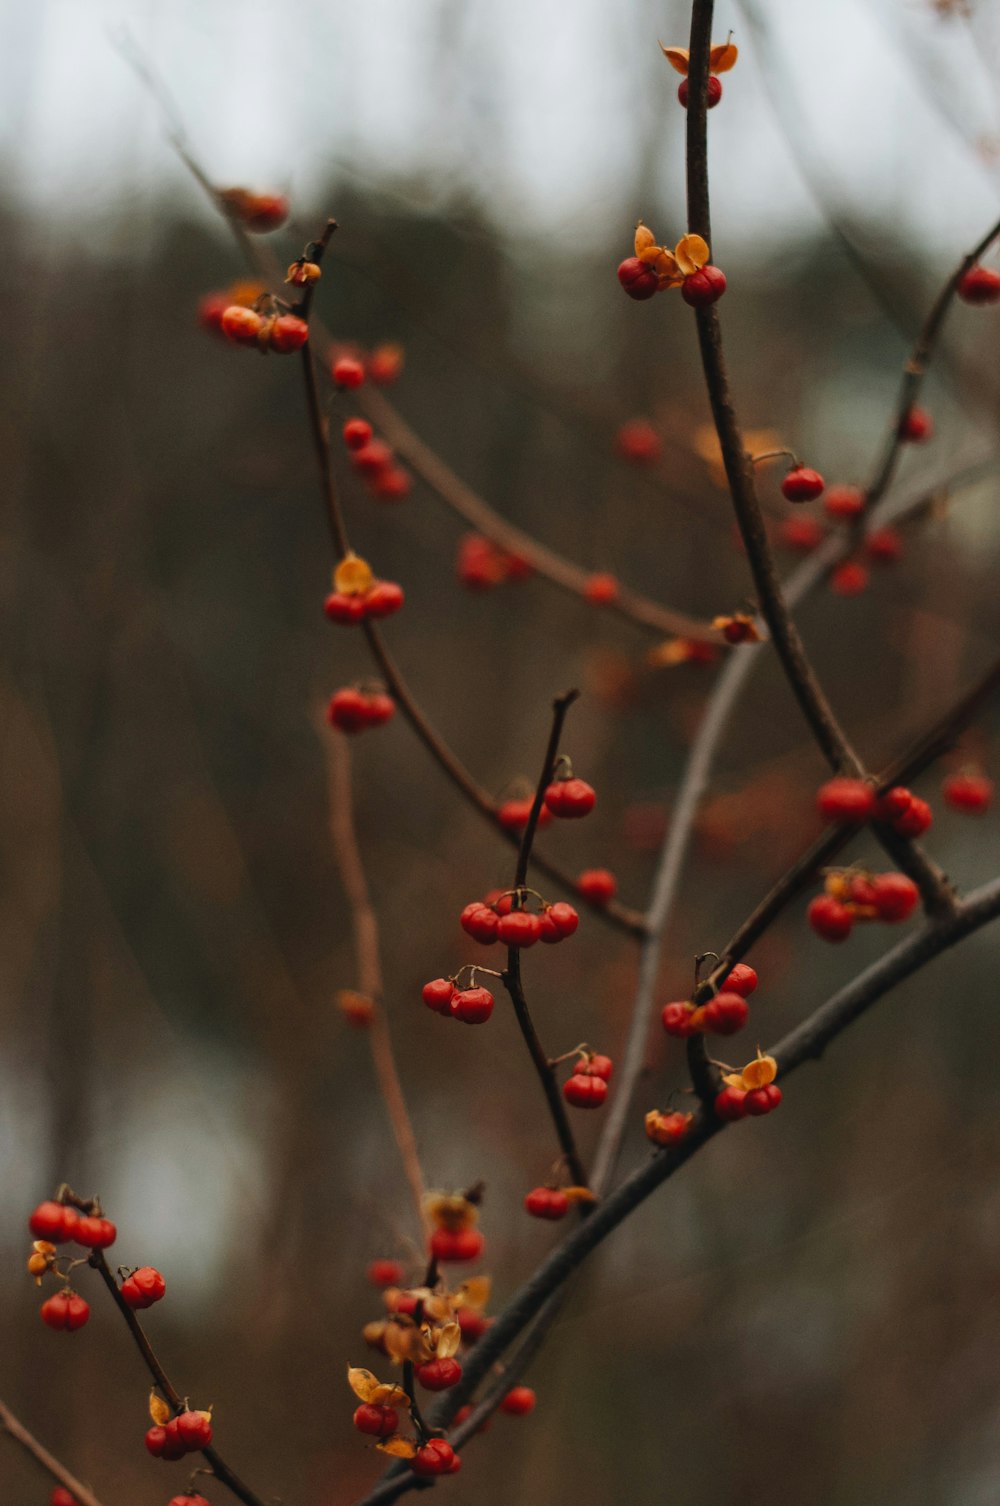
[[325, 734, 427, 1230], [0, 1397, 106, 1506]]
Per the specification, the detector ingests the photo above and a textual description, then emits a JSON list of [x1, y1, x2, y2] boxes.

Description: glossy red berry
[[661, 1000, 696, 1037], [460, 901, 500, 945], [745, 1084, 782, 1116], [681, 265, 727, 306], [176, 1410, 213, 1449], [722, 963, 757, 997], [353, 1402, 399, 1437], [415, 1357, 463, 1391], [830, 560, 869, 597], [364, 580, 405, 618], [50, 1491, 78, 1506], [367, 1258, 405, 1287], [449, 986, 494, 1024], [412, 1439, 461, 1476], [544, 778, 596, 819], [699, 991, 749, 1036], [617, 257, 659, 301], [323, 592, 366, 624], [823, 485, 864, 521], [615, 419, 662, 465], [677, 76, 722, 108], [583, 573, 620, 606], [333, 356, 365, 388], [577, 868, 617, 905], [499, 1385, 537, 1416], [268, 314, 309, 353], [538, 902, 579, 943], [816, 778, 875, 824], [429, 1228, 485, 1263], [220, 306, 264, 345], [121, 1266, 166, 1309], [577, 1053, 613, 1081], [865, 527, 903, 565], [899, 405, 932, 443], [870, 873, 919, 922], [778, 514, 824, 553], [29, 1201, 76, 1242], [497, 910, 541, 948], [422, 978, 456, 1015], [807, 894, 854, 942], [497, 797, 552, 831], [40, 1292, 90, 1332], [524, 1186, 569, 1220], [958, 264, 1000, 305], [942, 772, 993, 813], [343, 417, 373, 450], [167, 1496, 212, 1506], [714, 1086, 748, 1121], [893, 796, 933, 838], [563, 1073, 608, 1109], [781, 466, 825, 503]]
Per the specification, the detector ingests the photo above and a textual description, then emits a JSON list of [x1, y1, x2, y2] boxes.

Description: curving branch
[[0, 1397, 106, 1506]]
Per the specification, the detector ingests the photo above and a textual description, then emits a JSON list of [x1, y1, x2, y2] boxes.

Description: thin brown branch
[[0, 1397, 106, 1506]]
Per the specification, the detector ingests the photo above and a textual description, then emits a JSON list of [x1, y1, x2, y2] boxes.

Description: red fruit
[[899, 405, 932, 443], [681, 265, 727, 307], [460, 901, 500, 945], [544, 778, 596, 819], [168, 1497, 212, 1506], [677, 76, 722, 108], [781, 466, 825, 503], [870, 873, 919, 923], [893, 796, 933, 838], [714, 1086, 748, 1121], [497, 796, 552, 830], [412, 1439, 460, 1476], [197, 291, 230, 335], [583, 572, 620, 606], [352, 440, 394, 475], [51, 1491, 78, 1506], [847, 873, 880, 908], [538, 902, 579, 943], [429, 1228, 485, 1263], [722, 963, 757, 997], [646, 1110, 691, 1145], [176, 1410, 213, 1449], [365, 692, 395, 726], [268, 314, 309, 353], [865, 527, 903, 565], [699, 991, 749, 1036], [830, 560, 869, 597], [121, 1266, 166, 1309], [816, 778, 875, 824], [386, 1290, 420, 1316], [823, 485, 864, 521], [563, 1073, 608, 1109], [873, 785, 913, 822], [364, 580, 404, 618], [367, 345, 405, 385], [497, 910, 541, 947], [617, 257, 658, 301], [457, 1306, 489, 1342], [577, 868, 617, 905], [457, 534, 504, 590], [370, 467, 411, 501], [778, 514, 824, 553], [958, 264, 1000, 305], [343, 417, 373, 450], [499, 1385, 537, 1416], [326, 687, 370, 733], [415, 1357, 463, 1391], [40, 1292, 89, 1332], [29, 1201, 74, 1242], [367, 1258, 404, 1287], [577, 1053, 613, 1081], [942, 772, 993, 813], [228, 191, 288, 232], [524, 1186, 569, 1221], [615, 419, 662, 465], [323, 591, 366, 624], [220, 305, 265, 346], [145, 1426, 167, 1458], [353, 1402, 399, 1437], [333, 356, 365, 389], [422, 978, 456, 1014], [745, 1084, 782, 1116], [449, 986, 494, 1024], [661, 1001, 696, 1037], [807, 894, 854, 942]]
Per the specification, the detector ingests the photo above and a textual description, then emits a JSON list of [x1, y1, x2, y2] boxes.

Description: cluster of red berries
[[459, 889, 580, 949], [456, 533, 533, 590], [714, 1053, 782, 1121], [326, 686, 395, 734], [341, 417, 411, 501], [808, 869, 919, 942], [562, 1052, 612, 1109], [661, 963, 758, 1039], [958, 264, 1000, 304], [422, 975, 495, 1024], [620, 257, 727, 307], [324, 579, 404, 624], [942, 771, 993, 813], [219, 305, 309, 353], [30, 1200, 117, 1247], [145, 1410, 213, 1460], [816, 778, 933, 837]]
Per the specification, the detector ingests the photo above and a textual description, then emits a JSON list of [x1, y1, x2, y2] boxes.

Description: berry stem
[[0, 1395, 106, 1506]]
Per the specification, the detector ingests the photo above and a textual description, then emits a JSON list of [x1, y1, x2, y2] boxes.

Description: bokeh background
[[4, 1, 1000, 1503]]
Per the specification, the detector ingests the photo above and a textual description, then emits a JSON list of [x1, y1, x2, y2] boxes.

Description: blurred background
[[4, 1, 1000, 1503]]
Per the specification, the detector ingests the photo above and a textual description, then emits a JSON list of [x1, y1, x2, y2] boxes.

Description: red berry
[[457, 534, 504, 590], [865, 527, 903, 565], [615, 419, 662, 465], [681, 265, 727, 307], [544, 778, 596, 819], [168, 1497, 212, 1506], [830, 560, 869, 597], [563, 1073, 608, 1109], [386, 1290, 421, 1317], [893, 796, 933, 838], [583, 572, 620, 606], [220, 305, 264, 345], [228, 191, 288, 232], [497, 796, 552, 830], [617, 257, 659, 301], [268, 314, 309, 353], [778, 514, 824, 553], [364, 580, 404, 618], [677, 76, 722, 108], [816, 778, 875, 824], [496, 910, 542, 948], [457, 1305, 489, 1342], [333, 356, 365, 389], [714, 1086, 748, 1121], [370, 467, 412, 501], [524, 1186, 569, 1221], [873, 786, 913, 822], [870, 873, 919, 923], [326, 687, 370, 733], [722, 963, 757, 997], [343, 417, 373, 450], [352, 440, 394, 475], [367, 345, 405, 385], [957, 264, 1000, 305], [415, 1357, 463, 1391], [176, 1410, 213, 1449], [40, 1292, 90, 1332], [323, 591, 366, 624], [121, 1266, 166, 1309], [942, 772, 993, 813], [807, 894, 854, 942], [499, 1385, 537, 1416], [699, 991, 749, 1036], [899, 405, 932, 443], [197, 291, 231, 336], [353, 1402, 399, 1437], [577, 1053, 613, 1081], [646, 1110, 691, 1145], [51, 1491, 78, 1506], [460, 901, 500, 945], [422, 978, 456, 1014], [661, 1001, 696, 1037], [745, 1084, 782, 1116], [429, 1228, 485, 1263], [577, 868, 617, 905], [412, 1439, 460, 1476], [781, 466, 825, 504], [365, 692, 395, 726], [847, 873, 880, 909], [538, 902, 579, 943], [449, 986, 494, 1024], [823, 485, 864, 521], [29, 1201, 75, 1242]]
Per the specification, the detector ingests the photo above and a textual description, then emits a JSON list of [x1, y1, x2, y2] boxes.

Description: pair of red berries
[[457, 533, 533, 590], [524, 1186, 571, 1220], [326, 687, 395, 734], [40, 1291, 90, 1331], [415, 1357, 463, 1392], [563, 1053, 612, 1109], [942, 772, 993, 813], [460, 894, 580, 948], [617, 259, 727, 307], [354, 1403, 399, 1437], [816, 779, 933, 837], [220, 306, 309, 353], [412, 1439, 461, 1476], [422, 978, 495, 1024], [145, 1410, 213, 1459], [341, 421, 412, 502], [324, 579, 404, 623], [121, 1266, 167, 1309], [715, 1083, 782, 1120], [544, 777, 596, 818], [661, 963, 758, 1039], [29, 1202, 117, 1248], [807, 871, 919, 942], [428, 1228, 485, 1263], [781, 466, 825, 504]]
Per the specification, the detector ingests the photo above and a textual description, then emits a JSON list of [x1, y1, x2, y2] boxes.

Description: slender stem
[[0, 1397, 106, 1506], [325, 734, 427, 1230], [303, 346, 350, 558], [514, 690, 579, 890]]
